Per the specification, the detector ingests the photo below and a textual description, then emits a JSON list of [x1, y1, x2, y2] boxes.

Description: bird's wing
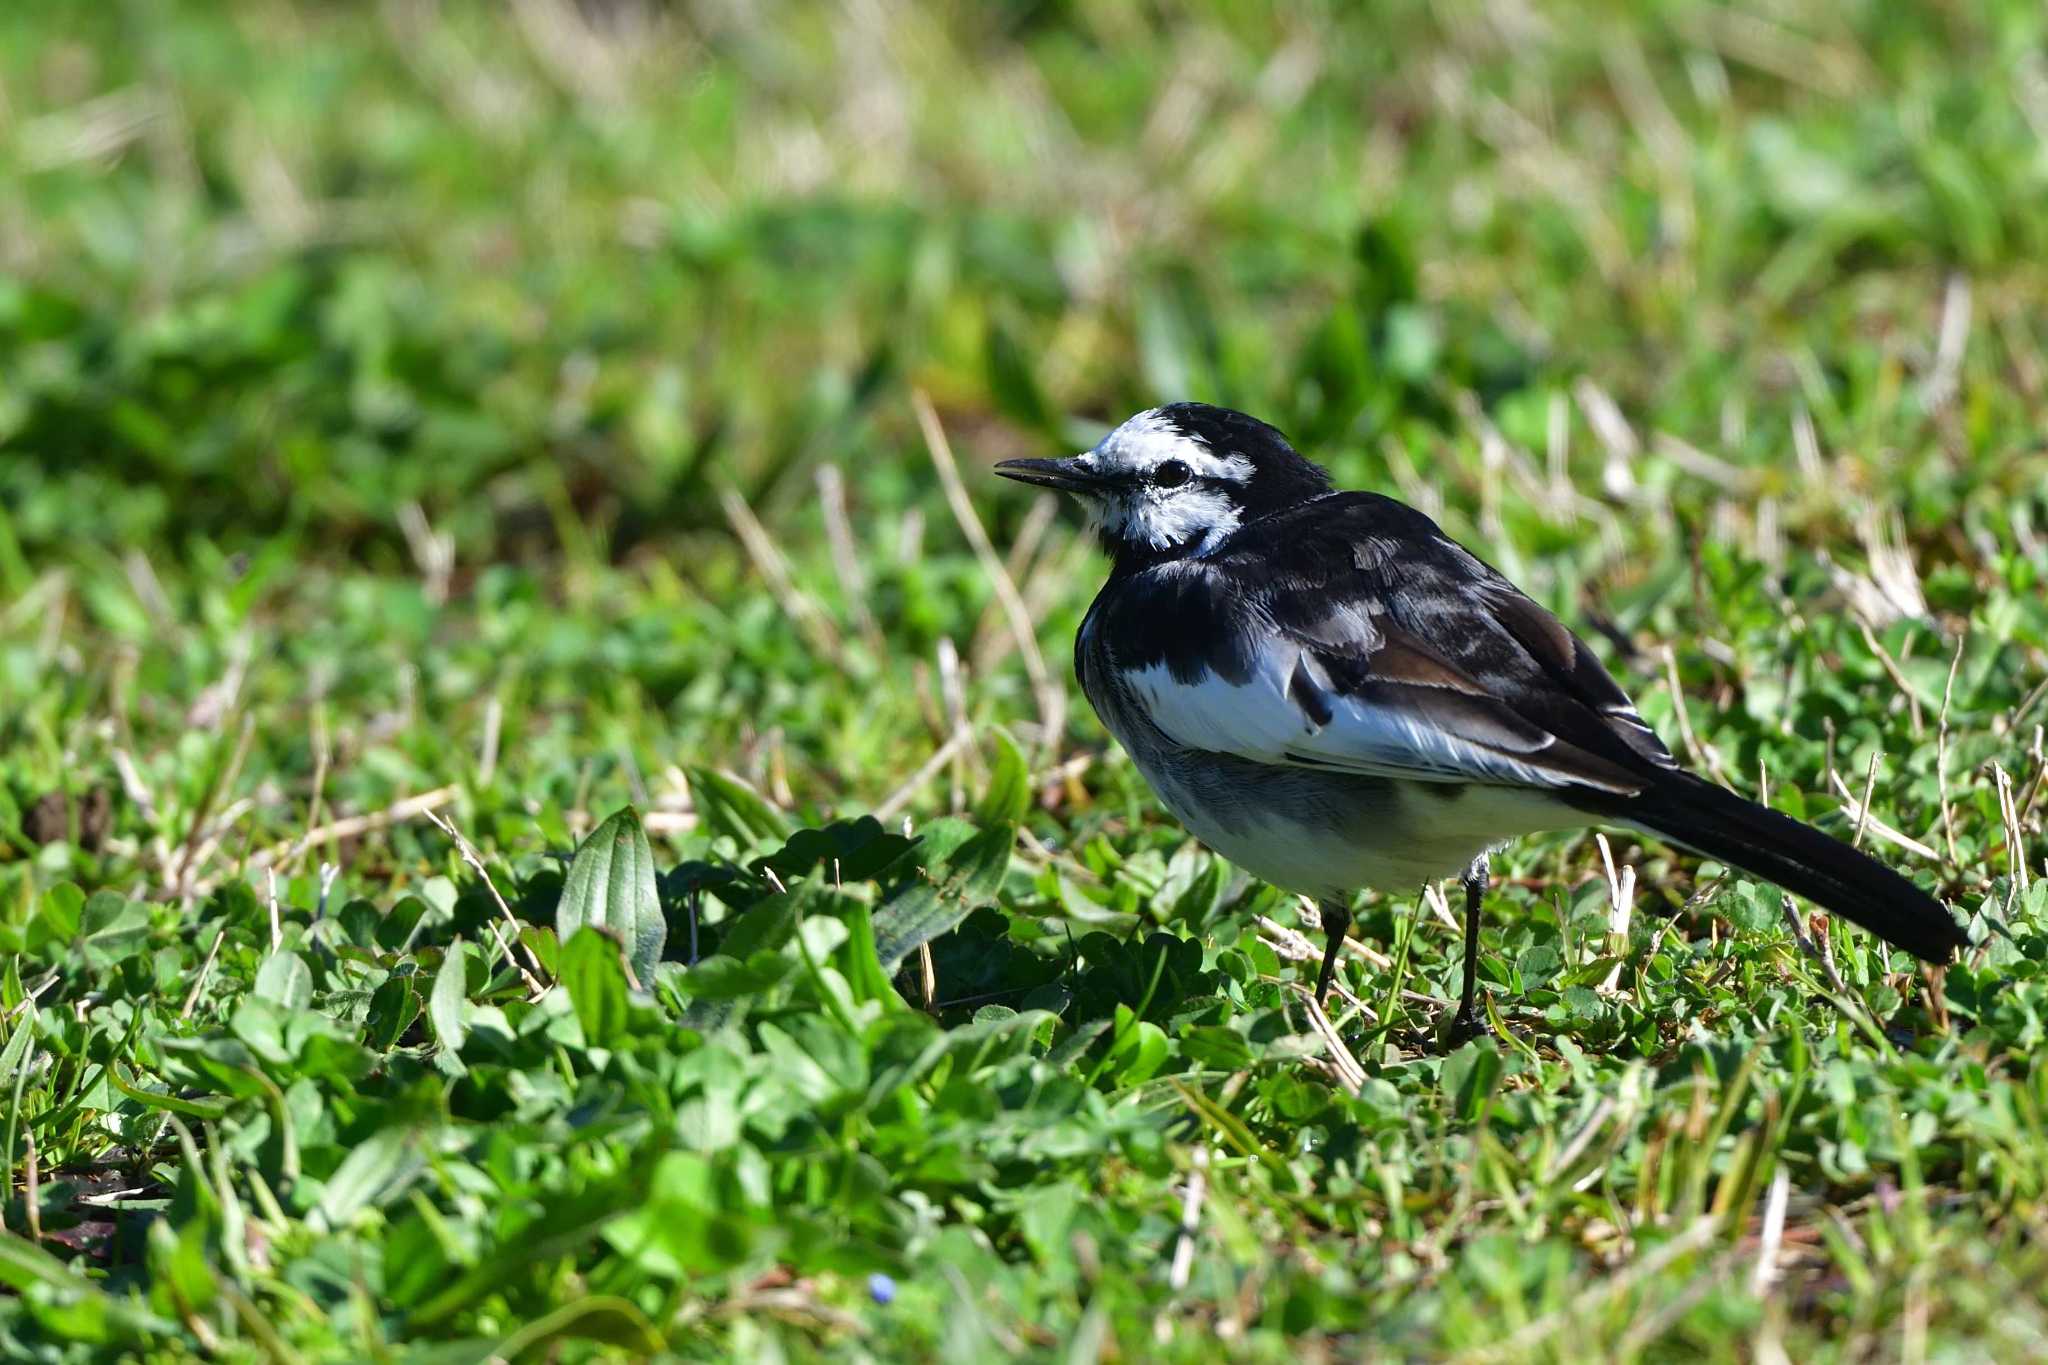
[[1097, 492, 1675, 794]]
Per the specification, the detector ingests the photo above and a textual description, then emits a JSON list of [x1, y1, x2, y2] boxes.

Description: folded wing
[[1099, 493, 1672, 796]]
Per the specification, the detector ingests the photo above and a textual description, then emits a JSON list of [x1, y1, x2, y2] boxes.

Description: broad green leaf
[[365, 975, 421, 1052], [1163, 844, 1227, 925], [1441, 1040, 1504, 1122], [519, 924, 562, 978], [557, 806, 665, 984], [686, 769, 788, 849], [872, 819, 1016, 969], [380, 895, 431, 951], [716, 892, 802, 960], [488, 1295, 665, 1360], [756, 818, 913, 884], [0, 1006, 35, 1093], [255, 950, 313, 1009], [974, 727, 1031, 826], [601, 1151, 771, 1279], [1727, 880, 1780, 933], [562, 927, 631, 1048], [673, 952, 795, 1001], [156, 1038, 273, 1100], [146, 1218, 220, 1316], [79, 888, 128, 930], [1181, 1025, 1254, 1071], [1014, 1183, 1081, 1265], [107, 1062, 228, 1119], [228, 997, 294, 1067], [316, 1125, 423, 1228], [430, 941, 469, 1053], [0, 1228, 93, 1294], [31, 883, 84, 951], [407, 1181, 638, 1326], [1104, 1006, 1170, 1084], [838, 902, 897, 1008]]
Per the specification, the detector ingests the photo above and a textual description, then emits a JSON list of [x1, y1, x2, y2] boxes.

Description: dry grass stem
[[913, 390, 1066, 765], [1660, 643, 1732, 786], [1829, 768, 1938, 860], [184, 785, 461, 899], [1937, 635, 1966, 867], [169, 713, 256, 898], [1994, 762, 2029, 894], [1167, 1145, 1213, 1293], [1422, 882, 1459, 932], [421, 807, 550, 995], [1296, 991, 1367, 1095], [1752, 1169, 1790, 1297], [1595, 833, 1636, 991], [179, 926, 229, 1019], [875, 726, 975, 823], [1856, 620, 1925, 735], [1920, 272, 1972, 413], [719, 485, 845, 667], [1851, 749, 1882, 850], [816, 463, 886, 653]]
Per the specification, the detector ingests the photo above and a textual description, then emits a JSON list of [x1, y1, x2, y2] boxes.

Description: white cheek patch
[[1131, 486, 1241, 552], [1098, 485, 1241, 553]]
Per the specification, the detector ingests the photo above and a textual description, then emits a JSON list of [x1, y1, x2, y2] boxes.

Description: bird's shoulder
[[1206, 490, 1471, 585]]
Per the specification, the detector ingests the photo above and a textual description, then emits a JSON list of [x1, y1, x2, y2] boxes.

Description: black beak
[[993, 456, 1103, 494]]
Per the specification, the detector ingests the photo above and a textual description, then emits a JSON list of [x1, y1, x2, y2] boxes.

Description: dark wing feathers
[[1211, 492, 1667, 793], [1483, 585, 1677, 770]]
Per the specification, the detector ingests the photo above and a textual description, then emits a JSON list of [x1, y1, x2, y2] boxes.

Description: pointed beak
[[993, 456, 1104, 494]]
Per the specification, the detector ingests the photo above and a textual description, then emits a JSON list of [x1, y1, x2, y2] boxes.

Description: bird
[[994, 402, 1965, 1037]]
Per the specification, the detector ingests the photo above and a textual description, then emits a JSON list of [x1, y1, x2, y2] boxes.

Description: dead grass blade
[[913, 391, 1066, 766]]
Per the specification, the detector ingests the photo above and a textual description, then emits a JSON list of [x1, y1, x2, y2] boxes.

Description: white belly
[[1147, 765, 1578, 900], [1079, 641, 1586, 900]]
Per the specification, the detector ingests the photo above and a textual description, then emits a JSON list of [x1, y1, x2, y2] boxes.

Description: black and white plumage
[[996, 403, 1964, 1032]]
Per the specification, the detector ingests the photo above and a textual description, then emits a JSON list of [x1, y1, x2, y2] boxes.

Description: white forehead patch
[[1085, 408, 1254, 483]]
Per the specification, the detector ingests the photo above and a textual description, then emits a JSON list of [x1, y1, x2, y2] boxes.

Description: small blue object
[[868, 1272, 896, 1305]]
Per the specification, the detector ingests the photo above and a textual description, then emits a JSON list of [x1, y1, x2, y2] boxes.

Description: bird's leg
[[1315, 899, 1350, 1005], [1449, 854, 1489, 1043]]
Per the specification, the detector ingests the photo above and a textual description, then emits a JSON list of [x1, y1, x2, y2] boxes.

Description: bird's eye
[[1151, 460, 1191, 488]]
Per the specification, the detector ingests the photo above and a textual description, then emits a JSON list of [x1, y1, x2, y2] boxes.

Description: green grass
[[5, 0, 2048, 1358]]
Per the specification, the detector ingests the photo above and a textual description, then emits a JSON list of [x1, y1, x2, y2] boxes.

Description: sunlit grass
[[4, 1, 2048, 1359]]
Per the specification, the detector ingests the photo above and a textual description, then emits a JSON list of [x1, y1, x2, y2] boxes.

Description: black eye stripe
[[1151, 459, 1192, 488]]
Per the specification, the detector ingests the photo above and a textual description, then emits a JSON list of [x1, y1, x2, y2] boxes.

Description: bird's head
[[995, 403, 1333, 562]]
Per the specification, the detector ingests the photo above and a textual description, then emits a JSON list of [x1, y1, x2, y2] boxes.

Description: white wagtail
[[996, 403, 1964, 1033]]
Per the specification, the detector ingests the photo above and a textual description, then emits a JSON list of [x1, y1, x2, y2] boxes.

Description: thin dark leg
[[1450, 854, 1489, 1040], [1315, 899, 1350, 1005]]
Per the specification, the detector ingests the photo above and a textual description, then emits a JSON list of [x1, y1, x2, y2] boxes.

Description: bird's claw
[[1443, 1005, 1485, 1050]]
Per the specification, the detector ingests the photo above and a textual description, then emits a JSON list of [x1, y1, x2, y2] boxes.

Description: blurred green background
[[7, 1, 2048, 1359], [8, 0, 2045, 564], [7, 0, 2045, 823]]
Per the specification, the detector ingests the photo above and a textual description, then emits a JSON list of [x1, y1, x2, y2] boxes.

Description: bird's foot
[[1442, 1005, 1486, 1051]]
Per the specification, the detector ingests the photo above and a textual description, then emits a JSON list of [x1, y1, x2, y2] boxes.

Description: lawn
[[5, 1, 2048, 1359]]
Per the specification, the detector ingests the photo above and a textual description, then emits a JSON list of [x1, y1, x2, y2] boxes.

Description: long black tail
[[1596, 772, 1965, 963]]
